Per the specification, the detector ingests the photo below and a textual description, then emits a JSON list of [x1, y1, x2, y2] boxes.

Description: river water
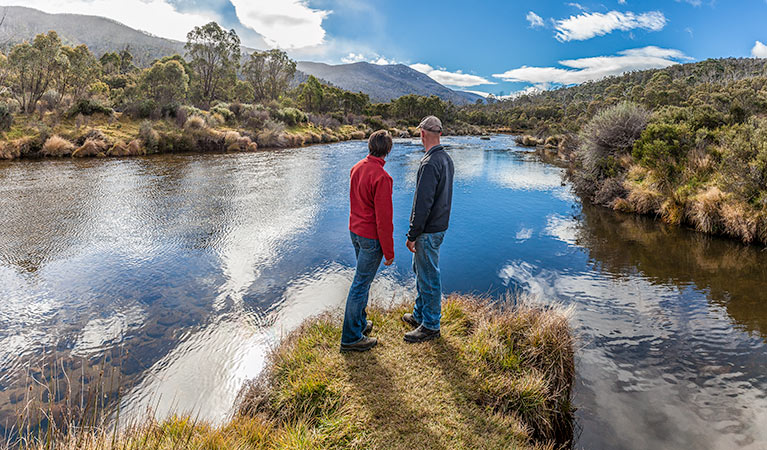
[[0, 135, 765, 449]]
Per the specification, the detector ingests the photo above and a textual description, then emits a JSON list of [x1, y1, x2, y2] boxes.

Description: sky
[[5, 0, 767, 96]]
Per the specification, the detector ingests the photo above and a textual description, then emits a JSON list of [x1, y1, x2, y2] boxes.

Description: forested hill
[[461, 57, 767, 132]]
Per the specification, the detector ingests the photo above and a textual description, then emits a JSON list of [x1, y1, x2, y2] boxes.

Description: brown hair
[[368, 130, 393, 158]]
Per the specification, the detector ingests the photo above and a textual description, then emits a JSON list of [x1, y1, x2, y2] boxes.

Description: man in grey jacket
[[402, 115, 454, 343]]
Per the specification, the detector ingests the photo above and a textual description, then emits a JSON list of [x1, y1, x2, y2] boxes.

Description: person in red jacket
[[340, 130, 395, 352]]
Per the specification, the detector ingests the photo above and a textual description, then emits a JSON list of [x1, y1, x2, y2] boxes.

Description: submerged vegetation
[[5, 296, 575, 450]]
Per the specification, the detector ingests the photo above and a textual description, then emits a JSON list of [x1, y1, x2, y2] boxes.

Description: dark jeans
[[341, 231, 383, 345], [412, 231, 445, 330]]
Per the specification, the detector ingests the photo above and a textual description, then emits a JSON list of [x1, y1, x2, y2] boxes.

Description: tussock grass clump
[[41, 135, 75, 157], [237, 295, 575, 449], [72, 138, 108, 158]]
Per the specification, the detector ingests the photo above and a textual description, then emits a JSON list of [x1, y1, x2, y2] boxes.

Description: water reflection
[[1, 136, 766, 450]]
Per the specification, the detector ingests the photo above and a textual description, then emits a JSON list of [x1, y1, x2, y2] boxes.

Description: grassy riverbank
[[12, 295, 574, 450]]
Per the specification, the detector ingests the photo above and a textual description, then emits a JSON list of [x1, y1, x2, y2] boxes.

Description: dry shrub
[[73, 138, 108, 158], [660, 199, 684, 225], [256, 120, 287, 148], [593, 178, 627, 207], [515, 135, 542, 147], [350, 130, 366, 140], [688, 186, 724, 233], [106, 140, 145, 157], [626, 184, 664, 215], [41, 135, 75, 157], [184, 115, 207, 130], [0, 140, 22, 160], [578, 102, 649, 181], [720, 202, 759, 243]]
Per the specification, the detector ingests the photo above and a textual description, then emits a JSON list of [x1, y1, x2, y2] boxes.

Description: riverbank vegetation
[[6, 296, 575, 450], [459, 58, 767, 245], [0, 25, 479, 161]]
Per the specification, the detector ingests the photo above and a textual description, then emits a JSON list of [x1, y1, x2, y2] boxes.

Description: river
[[0, 135, 765, 449]]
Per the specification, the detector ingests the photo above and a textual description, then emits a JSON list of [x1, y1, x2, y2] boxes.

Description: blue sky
[[6, 0, 767, 96]]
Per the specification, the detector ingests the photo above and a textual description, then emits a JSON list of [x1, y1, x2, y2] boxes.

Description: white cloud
[[341, 52, 395, 65], [229, 0, 330, 49], [526, 11, 544, 28], [752, 41, 767, 58], [493, 46, 690, 86], [0, 0, 217, 42], [409, 63, 495, 88], [554, 10, 666, 42]]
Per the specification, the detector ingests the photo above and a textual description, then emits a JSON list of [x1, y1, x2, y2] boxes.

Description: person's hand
[[384, 257, 394, 266], [406, 240, 416, 253]]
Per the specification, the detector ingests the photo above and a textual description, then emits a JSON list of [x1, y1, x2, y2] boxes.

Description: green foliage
[[273, 107, 307, 126], [7, 31, 66, 113], [717, 118, 767, 205], [390, 94, 448, 125], [632, 122, 691, 184], [185, 22, 240, 107], [0, 103, 12, 132], [243, 49, 297, 102], [67, 98, 114, 117], [210, 104, 235, 124], [296, 75, 370, 115], [141, 59, 189, 108]]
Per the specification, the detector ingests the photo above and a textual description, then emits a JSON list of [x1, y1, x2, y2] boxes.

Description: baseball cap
[[417, 116, 443, 133]]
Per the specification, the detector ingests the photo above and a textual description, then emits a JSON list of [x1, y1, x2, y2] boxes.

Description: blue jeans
[[341, 231, 384, 345], [412, 231, 445, 331]]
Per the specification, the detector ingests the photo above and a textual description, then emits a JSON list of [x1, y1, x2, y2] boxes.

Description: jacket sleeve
[[374, 174, 395, 261], [408, 163, 438, 241]]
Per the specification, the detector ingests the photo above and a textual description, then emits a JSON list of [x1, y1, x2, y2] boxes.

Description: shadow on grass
[[341, 349, 448, 450]]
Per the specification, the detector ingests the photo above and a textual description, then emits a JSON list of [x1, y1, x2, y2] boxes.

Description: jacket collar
[[366, 155, 386, 167], [423, 144, 444, 160]]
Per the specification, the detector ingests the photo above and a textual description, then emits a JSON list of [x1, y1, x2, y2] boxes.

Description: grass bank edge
[[14, 295, 576, 450]]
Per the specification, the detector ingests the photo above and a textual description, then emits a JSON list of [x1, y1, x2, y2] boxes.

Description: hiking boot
[[340, 336, 378, 353], [404, 325, 440, 343], [363, 320, 373, 336], [401, 313, 420, 328]]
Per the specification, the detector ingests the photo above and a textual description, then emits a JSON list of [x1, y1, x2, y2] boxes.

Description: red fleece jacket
[[349, 155, 394, 260]]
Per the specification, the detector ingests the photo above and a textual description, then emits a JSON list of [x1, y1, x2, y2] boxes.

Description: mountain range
[[0, 6, 482, 105]]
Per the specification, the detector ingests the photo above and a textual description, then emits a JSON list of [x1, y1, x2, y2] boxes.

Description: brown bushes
[[73, 138, 109, 158], [515, 135, 543, 147], [41, 135, 75, 157]]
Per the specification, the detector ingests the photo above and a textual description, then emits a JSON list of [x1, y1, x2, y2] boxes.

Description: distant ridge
[[0, 6, 484, 105], [296, 61, 484, 105]]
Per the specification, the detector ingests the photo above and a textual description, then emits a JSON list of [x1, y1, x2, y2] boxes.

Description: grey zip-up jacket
[[407, 145, 454, 241]]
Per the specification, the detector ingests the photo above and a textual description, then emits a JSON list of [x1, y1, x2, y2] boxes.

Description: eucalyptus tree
[[7, 31, 66, 113], [242, 49, 296, 102], [184, 22, 240, 107], [141, 59, 189, 107], [55, 44, 100, 106]]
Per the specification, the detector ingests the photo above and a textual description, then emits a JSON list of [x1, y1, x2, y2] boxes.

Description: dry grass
[[237, 295, 575, 449], [8, 296, 574, 450], [41, 135, 75, 157], [72, 138, 109, 158]]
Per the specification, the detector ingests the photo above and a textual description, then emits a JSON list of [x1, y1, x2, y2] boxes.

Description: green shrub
[[67, 99, 114, 118], [210, 104, 235, 124], [632, 122, 691, 185], [273, 107, 308, 127], [0, 103, 12, 132], [126, 99, 158, 119], [139, 121, 159, 153]]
